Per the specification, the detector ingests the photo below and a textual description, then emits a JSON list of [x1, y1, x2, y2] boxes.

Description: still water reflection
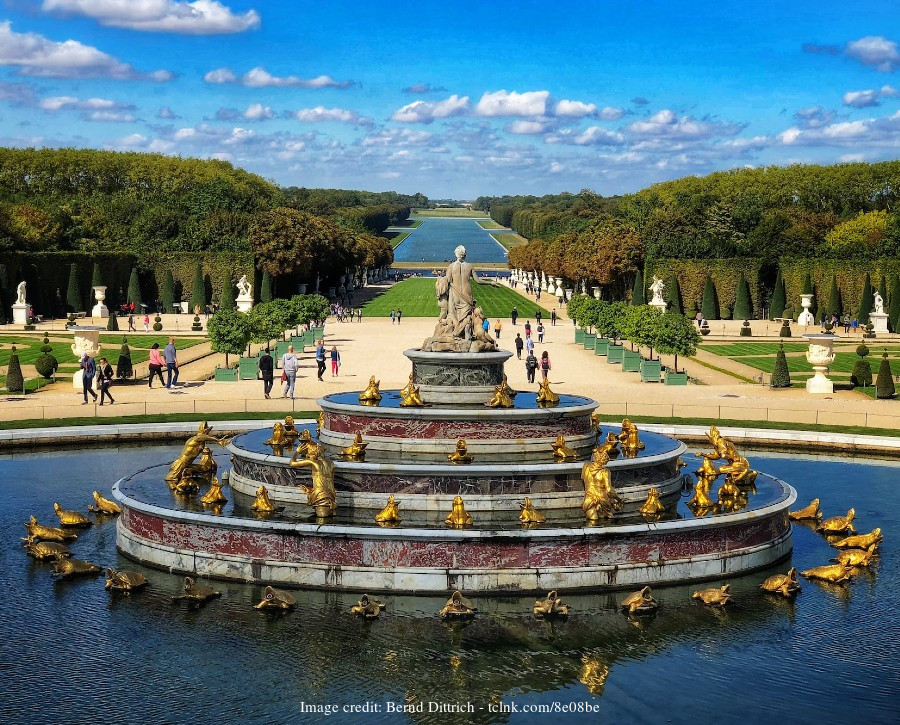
[[1, 445, 897, 723]]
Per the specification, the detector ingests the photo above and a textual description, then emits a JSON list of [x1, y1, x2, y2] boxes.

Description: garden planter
[[622, 350, 642, 372], [640, 359, 662, 382], [594, 338, 609, 356], [664, 370, 688, 385], [583, 333, 596, 349], [607, 344, 623, 363]]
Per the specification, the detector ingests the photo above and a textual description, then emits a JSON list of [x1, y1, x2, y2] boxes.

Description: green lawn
[[362, 279, 550, 319], [738, 352, 900, 377], [0, 374, 52, 394], [701, 342, 809, 356], [476, 219, 503, 229], [490, 231, 528, 251], [387, 231, 410, 249], [0, 334, 205, 368]]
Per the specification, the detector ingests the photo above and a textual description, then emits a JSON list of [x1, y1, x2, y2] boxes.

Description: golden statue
[[250, 485, 278, 513], [105, 569, 149, 592], [290, 442, 337, 517], [581, 448, 622, 523], [23, 541, 71, 561], [22, 516, 77, 544], [359, 375, 382, 403], [400, 373, 416, 399], [832, 528, 882, 550], [316, 410, 324, 438], [536, 378, 560, 405], [173, 576, 221, 604], [620, 586, 659, 614], [691, 585, 733, 606], [200, 476, 228, 505], [194, 446, 218, 485], [173, 476, 201, 496], [264, 422, 289, 457], [486, 381, 514, 408], [340, 432, 368, 461], [789, 498, 822, 521], [717, 477, 741, 503], [399, 373, 427, 407], [88, 490, 121, 515], [351, 594, 386, 619], [448, 439, 473, 464], [551, 434, 578, 462], [375, 495, 402, 524], [579, 655, 610, 696], [282, 416, 300, 442], [519, 497, 546, 525], [439, 590, 477, 618], [533, 590, 570, 618], [445, 495, 473, 527], [590, 413, 600, 433], [816, 509, 856, 535], [760, 568, 801, 598], [700, 425, 757, 486], [52, 559, 103, 579], [640, 488, 665, 518], [295, 428, 314, 458], [53, 502, 92, 528], [688, 455, 720, 509], [597, 432, 620, 459], [618, 419, 645, 457], [254, 586, 296, 611], [165, 421, 228, 490], [833, 544, 878, 568], [801, 562, 853, 584]]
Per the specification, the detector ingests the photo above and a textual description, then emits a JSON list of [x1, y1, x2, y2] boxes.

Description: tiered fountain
[[113, 246, 795, 593]]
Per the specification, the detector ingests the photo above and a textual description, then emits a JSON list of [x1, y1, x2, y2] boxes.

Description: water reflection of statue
[[16, 281, 26, 305], [874, 290, 884, 315], [649, 276, 665, 305], [236, 275, 252, 298]]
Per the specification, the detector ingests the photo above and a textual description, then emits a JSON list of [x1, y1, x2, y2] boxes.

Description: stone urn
[[798, 293, 814, 326], [91, 286, 109, 319], [297, 283, 308, 295], [804, 333, 836, 394], [71, 329, 102, 390], [554, 277, 564, 296], [592, 286, 602, 300]]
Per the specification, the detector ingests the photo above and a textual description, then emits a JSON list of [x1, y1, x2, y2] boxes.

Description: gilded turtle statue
[[254, 586, 296, 611], [105, 568, 149, 592], [832, 544, 878, 568], [23, 541, 71, 561], [53, 502, 92, 528], [52, 559, 103, 579], [691, 585, 733, 606], [788, 498, 822, 522], [801, 562, 854, 584], [759, 568, 801, 598], [620, 586, 659, 615], [172, 577, 221, 604], [816, 508, 856, 535], [22, 516, 77, 544], [88, 490, 121, 515], [533, 590, 570, 618], [351, 594, 386, 619]]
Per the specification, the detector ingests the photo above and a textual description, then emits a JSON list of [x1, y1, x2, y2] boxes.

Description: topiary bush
[[152, 314, 162, 332], [699, 320, 710, 336], [826, 275, 842, 317], [631, 269, 645, 306], [701, 275, 719, 320], [663, 275, 683, 315], [116, 337, 133, 379], [106, 312, 119, 331], [876, 350, 896, 399], [5, 345, 24, 392], [740, 320, 751, 337], [260, 270, 273, 303], [733, 273, 752, 320], [65, 263, 82, 313], [34, 335, 58, 379], [770, 342, 791, 388], [863, 322, 875, 339], [769, 267, 786, 319], [779, 319, 792, 338], [127, 267, 142, 308], [192, 314, 203, 331], [851, 344, 872, 387]]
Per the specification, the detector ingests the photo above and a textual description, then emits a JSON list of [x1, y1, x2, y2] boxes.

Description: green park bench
[[213, 366, 239, 382], [622, 349, 642, 372], [607, 344, 623, 364], [640, 358, 662, 382], [594, 338, 609, 356]]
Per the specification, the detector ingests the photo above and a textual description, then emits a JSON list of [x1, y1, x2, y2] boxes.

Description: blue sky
[[0, 0, 898, 198]]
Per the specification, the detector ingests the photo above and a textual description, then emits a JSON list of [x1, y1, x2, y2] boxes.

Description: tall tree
[[260, 269, 273, 303], [826, 275, 842, 316], [631, 268, 645, 305], [190, 261, 205, 312], [663, 275, 683, 314], [701, 275, 719, 320], [161, 269, 175, 313], [219, 274, 236, 309], [65, 263, 82, 313], [207, 307, 251, 365], [127, 267, 142, 307], [733, 272, 752, 320], [769, 267, 786, 319], [858, 272, 874, 324]]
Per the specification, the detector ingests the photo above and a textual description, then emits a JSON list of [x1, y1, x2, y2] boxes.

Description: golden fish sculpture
[[200, 476, 228, 506], [251, 485, 279, 513], [640, 488, 665, 518], [105, 569, 149, 592], [53, 502, 92, 528], [551, 435, 578, 462], [22, 516, 78, 544], [833, 544, 878, 568], [23, 541, 71, 561], [533, 590, 570, 618], [759, 568, 801, 598], [519, 497, 547, 525], [88, 490, 121, 515], [816, 509, 856, 535], [52, 559, 103, 579], [375, 495, 402, 525], [173, 577, 221, 604], [340, 432, 368, 461], [801, 562, 854, 584], [691, 585, 733, 606], [358, 375, 382, 403], [254, 586, 296, 611], [445, 496, 473, 527], [536, 378, 560, 405], [439, 590, 477, 618], [788, 498, 822, 522], [448, 439, 473, 464], [831, 528, 882, 551], [351, 594, 386, 619], [620, 586, 659, 615]]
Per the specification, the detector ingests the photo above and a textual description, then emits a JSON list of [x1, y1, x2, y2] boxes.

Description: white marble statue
[[874, 290, 884, 315], [16, 280, 26, 305], [236, 275, 252, 299], [649, 276, 665, 305]]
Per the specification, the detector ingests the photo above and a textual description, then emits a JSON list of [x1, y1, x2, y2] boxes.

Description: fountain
[[113, 246, 795, 593]]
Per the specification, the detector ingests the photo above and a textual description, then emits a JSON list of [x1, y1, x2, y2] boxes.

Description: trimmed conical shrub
[[631, 269, 645, 306], [106, 312, 119, 331], [663, 275, 683, 314], [5, 345, 24, 392], [34, 335, 58, 379], [770, 342, 791, 388], [701, 275, 719, 320], [161, 269, 175, 313], [875, 350, 895, 399], [116, 336, 132, 379], [826, 275, 842, 317], [733, 273, 752, 320], [858, 272, 873, 324], [260, 270, 273, 303], [851, 344, 872, 387], [127, 267, 142, 308], [890, 275, 900, 333], [219, 275, 235, 310], [769, 267, 786, 319], [65, 263, 82, 313], [190, 262, 205, 313]]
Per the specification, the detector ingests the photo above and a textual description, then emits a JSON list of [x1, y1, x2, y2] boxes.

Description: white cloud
[[778, 110, 900, 146], [391, 94, 469, 123], [402, 82, 447, 94], [157, 105, 180, 119], [506, 120, 551, 134], [555, 99, 596, 117], [626, 109, 743, 139], [0, 20, 172, 80], [39, 95, 133, 112], [362, 128, 432, 147], [243, 103, 274, 120], [204, 66, 353, 88], [845, 35, 900, 72], [84, 110, 136, 123], [843, 85, 900, 108], [475, 89, 549, 117], [293, 106, 372, 125], [42, 0, 260, 35], [546, 126, 625, 146], [598, 106, 625, 121]]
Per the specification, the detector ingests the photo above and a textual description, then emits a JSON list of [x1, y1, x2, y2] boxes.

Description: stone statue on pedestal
[[236, 274, 253, 312], [16, 281, 26, 305], [874, 290, 884, 315], [649, 276, 665, 305], [12, 281, 29, 324]]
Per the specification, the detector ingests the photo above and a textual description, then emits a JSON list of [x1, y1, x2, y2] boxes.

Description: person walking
[[524, 320, 532, 338], [843, 313, 851, 334], [535, 309, 542, 325], [514, 333, 524, 359], [511, 306, 518, 326], [143, 313, 150, 332], [537, 322, 545, 343], [397, 308, 402, 324], [281, 345, 298, 399], [494, 319, 502, 340], [163, 337, 178, 388], [540, 351, 551, 381], [147, 343, 165, 387], [551, 309, 557, 326], [525, 351, 538, 384], [330, 345, 341, 377], [97, 356, 114, 405], [525, 335, 535, 356], [258, 347, 274, 399], [127, 312, 135, 332], [390, 309, 396, 324], [357, 309, 362, 323], [81, 353, 98, 404], [315, 340, 326, 382]]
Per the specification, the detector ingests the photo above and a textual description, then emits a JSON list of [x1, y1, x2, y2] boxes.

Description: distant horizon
[[0, 1, 898, 197]]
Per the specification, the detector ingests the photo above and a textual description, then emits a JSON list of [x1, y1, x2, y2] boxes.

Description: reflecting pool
[[1, 445, 897, 723], [393, 218, 509, 264]]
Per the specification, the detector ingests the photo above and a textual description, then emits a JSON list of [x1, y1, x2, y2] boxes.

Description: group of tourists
[[260, 338, 342, 400], [78, 353, 115, 406], [332, 304, 361, 323]]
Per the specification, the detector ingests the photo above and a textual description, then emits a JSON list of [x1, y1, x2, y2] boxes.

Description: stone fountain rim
[[316, 394, 599, 419]]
